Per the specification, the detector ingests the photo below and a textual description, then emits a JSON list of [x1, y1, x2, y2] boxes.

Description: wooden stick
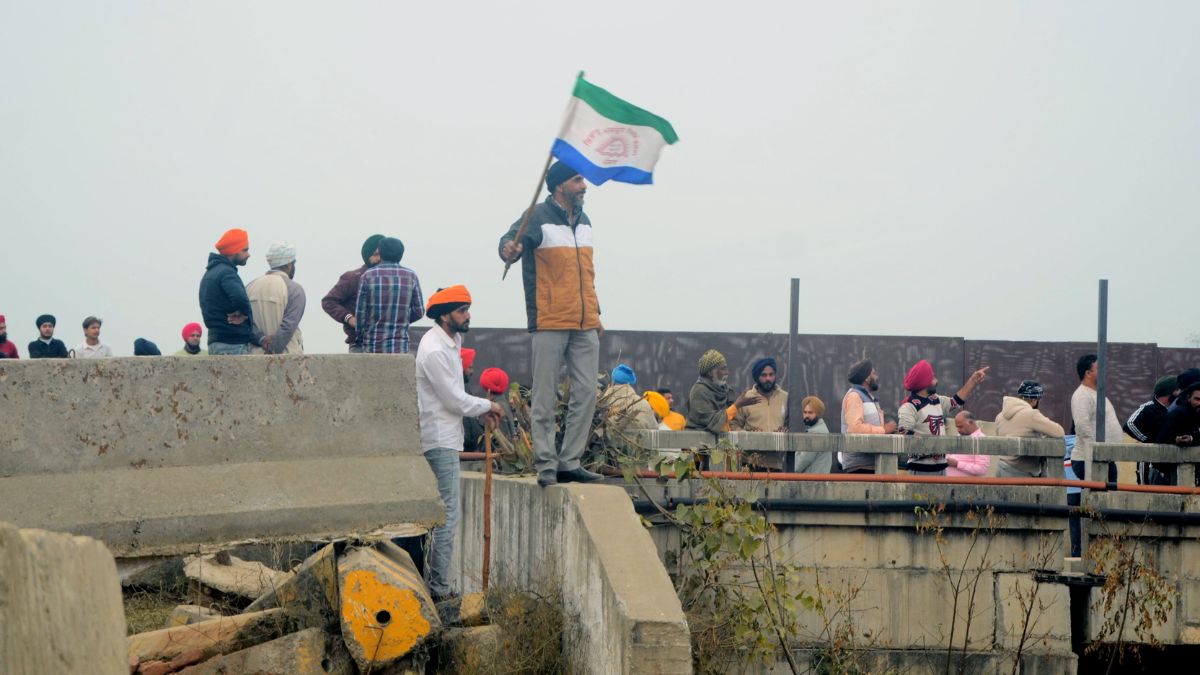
[[501, 151, 555, 280], [482, 418, 495, 592]]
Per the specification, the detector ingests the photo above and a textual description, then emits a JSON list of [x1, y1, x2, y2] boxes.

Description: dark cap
[[546, 161, 580, 194]]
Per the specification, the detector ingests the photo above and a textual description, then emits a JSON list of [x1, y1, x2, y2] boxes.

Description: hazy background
[[2, 1, 1196, 355]]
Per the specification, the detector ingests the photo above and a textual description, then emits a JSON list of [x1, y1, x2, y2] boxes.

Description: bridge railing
[[1091, 441, 1200, 485], [628, 430, 1066, 478]]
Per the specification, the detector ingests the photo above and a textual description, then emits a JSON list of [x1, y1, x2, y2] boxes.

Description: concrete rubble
[[122, 540, 507, 674]]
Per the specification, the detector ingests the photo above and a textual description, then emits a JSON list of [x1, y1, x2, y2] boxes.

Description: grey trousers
[[530, 329, 600, 474]]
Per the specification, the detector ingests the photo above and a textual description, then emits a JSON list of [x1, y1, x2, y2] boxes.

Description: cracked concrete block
[[0, 522, 127, 675]]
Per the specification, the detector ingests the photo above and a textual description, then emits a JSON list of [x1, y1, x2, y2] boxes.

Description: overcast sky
[[2, 2, 1197, 355]]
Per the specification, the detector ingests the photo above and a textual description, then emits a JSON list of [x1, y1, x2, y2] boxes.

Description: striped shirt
[[354, 262, 424, 354]]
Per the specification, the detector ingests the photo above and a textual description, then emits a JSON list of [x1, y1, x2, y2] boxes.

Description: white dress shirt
[[415, 326, 491, 452], [75, 341, 113, 358]]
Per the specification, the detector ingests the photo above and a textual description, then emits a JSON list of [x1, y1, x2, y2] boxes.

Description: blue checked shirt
[[354, 262, 425, 353]]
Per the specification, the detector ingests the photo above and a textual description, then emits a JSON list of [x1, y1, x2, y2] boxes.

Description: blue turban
[[751, 357, 777, 381], [612, 364, 637, 385]]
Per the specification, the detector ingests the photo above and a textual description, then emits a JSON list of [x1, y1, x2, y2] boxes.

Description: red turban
[[479, 367, 509, 395], [903, 359, 935, 392], [0, 314, 6, 324], [460, 348, 476, 371], [215, 228, 249, 255], [182, 322, 203, 340]]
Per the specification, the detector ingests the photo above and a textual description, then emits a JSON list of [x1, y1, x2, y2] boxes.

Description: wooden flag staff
[[501, 152, 555, 280]]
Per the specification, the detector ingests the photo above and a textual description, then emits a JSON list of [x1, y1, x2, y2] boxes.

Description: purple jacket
[[321, 265, 367, 346]]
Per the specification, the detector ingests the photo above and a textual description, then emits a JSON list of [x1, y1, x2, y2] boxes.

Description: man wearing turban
[[898, 359, 989, 474], [0, 315, 18, 359], [839, 359, 895, 473], [321, 234, 385, 353], [414, 284, 505, 602], [199, 228, 267, 355], [598, 364, 658, 432], [247, 242, 307, 354], [686, 349, 762, 436], [731, 356, 789, 470], [497, 161, 603, 487], [27, 314, 69, 359], [176, 323, 206, 356], [355, 237, 424, 354]]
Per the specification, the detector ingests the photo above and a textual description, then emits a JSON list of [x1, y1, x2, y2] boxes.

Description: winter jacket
[[198, 253, 258, 346], [898, 392, 966, 472], [731, 386, 789, 469], [498, 196, 600, 332], [1070, 385, 1123, 462], [731, 387, 789, 432], [686, 377, 736, 434], [794, 418, 833, 474], [995, 396, 1065, 476], [28, 338, 68, 359], [840, 385, 887, 473], [321, 265, 368, 346], [247, 270, 306, 354], [599, 383, 658, 431], [0, 338, 19, 359], [1155, 401, 1200, 446], [1124, 399, 1169, 443]]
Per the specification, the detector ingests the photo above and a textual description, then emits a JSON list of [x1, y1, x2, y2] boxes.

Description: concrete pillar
[[0, 522, 127, 675]]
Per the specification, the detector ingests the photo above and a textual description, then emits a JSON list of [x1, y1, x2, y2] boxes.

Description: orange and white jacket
[[499, 196, 600, 332]]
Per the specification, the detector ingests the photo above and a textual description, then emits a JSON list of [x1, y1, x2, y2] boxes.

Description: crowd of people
[[4, 160, 1198, 600]]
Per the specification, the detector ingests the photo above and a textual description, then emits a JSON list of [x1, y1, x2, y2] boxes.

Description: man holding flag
[[498, 73, 677, 487]]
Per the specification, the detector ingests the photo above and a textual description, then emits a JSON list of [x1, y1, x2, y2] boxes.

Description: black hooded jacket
[[198, 253, 257, 345]]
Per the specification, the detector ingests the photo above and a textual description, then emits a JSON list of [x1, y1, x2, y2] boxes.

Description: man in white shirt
[[1069, 353, 1122, 556], [415, 284, 503, 602], [75, 316, 113, 358]]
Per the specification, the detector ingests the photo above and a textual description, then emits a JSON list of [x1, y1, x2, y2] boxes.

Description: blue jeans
[[424, 447, 460, 598], [208, 342, 249, 356]]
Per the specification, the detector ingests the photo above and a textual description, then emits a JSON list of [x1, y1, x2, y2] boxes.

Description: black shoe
[[556, 467, 603, 484], [537, 470, 558, 487]]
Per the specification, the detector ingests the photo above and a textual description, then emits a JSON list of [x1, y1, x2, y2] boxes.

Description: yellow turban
[[644, 391, 670, 420]]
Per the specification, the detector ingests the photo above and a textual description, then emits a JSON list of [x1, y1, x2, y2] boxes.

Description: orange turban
[[644, 391, 670, 420], [426, 285, 472, 319], [215, 228, 249, 255]]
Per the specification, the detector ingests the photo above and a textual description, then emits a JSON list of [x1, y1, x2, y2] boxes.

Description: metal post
[[1096, 279, 1108, 444], [787, 279, 799, 471]]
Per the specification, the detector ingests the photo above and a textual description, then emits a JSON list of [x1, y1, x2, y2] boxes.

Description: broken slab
[[0, 355, 443, 556], [0, 522, 128, 675], [246, 542, 340, 628], [339, 542, 442, 671], [184, 552, 294, 600], [127, 608, 289, 664], [176, 627, 332, 675]]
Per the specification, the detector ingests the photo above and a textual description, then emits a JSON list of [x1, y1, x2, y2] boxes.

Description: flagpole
[[501, 151, 554, 280]]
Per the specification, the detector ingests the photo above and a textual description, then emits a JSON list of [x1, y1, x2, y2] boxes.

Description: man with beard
[[732, 357, 788, 469], [0, 315, 19, 358], [247, 242, 307, 354], [415, 285, 505, 602], [355, 237, 424, 354], [840, 359, 896, 473], [897, 359, 989, 474], [498, 162, 603, 487], [796, 396, 834, 473], [686, 349, 761, 435], [1126, 374, 1182, 484], [322, 234, 384, 353], [199, 228, 267, 355], [175, 322, 206, 356], [28, 314, 69, 359]]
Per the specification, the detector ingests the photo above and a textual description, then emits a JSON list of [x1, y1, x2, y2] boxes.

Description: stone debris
[[119, 539, 514, 674], [184, 552, 294, 600]]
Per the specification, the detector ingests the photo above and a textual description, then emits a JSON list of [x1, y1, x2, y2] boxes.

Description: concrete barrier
[[455, 473, 692, 675], [0, 522, 128, 675], [0, 356, 442, 556], [1082, 442, 1200, 647]]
